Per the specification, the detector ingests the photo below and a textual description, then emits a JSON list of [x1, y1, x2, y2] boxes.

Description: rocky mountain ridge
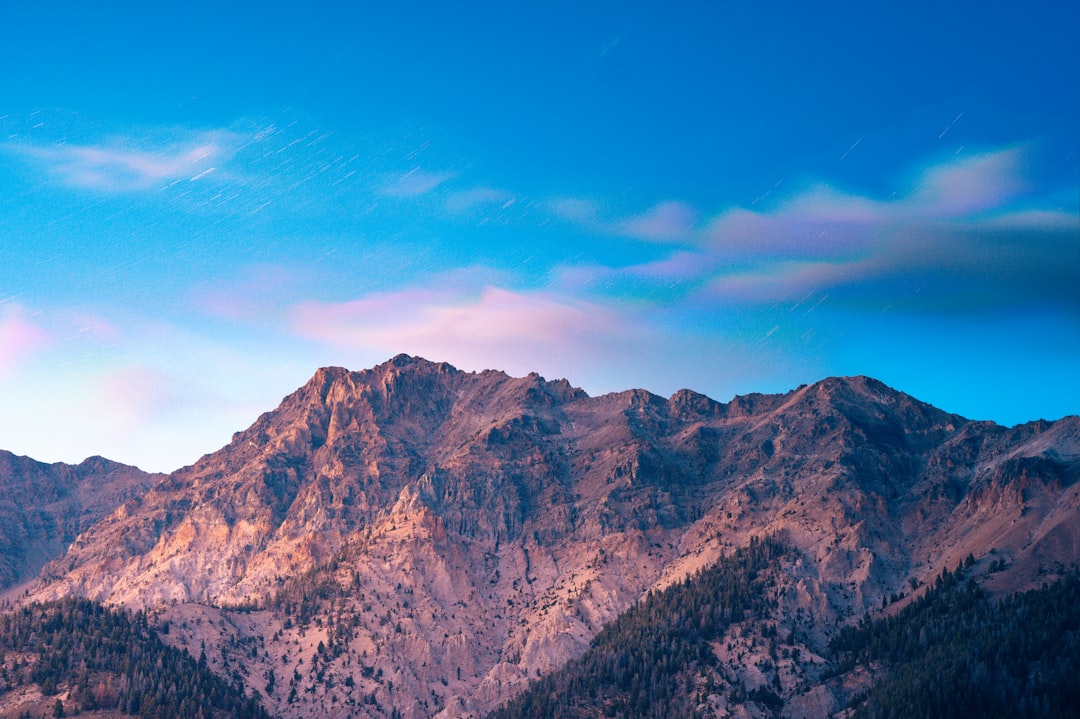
[[9, 355, 1080, 718], [0, 452, 161, 592]]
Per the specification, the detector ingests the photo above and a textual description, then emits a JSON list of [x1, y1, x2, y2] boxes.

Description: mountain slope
[[0, 452, 161, 591], [21, 355, 1080, 718], [487, 536, 792, 719], [491, 555, 1080, 719], [0, 597, 272, 719], [831, 565, 1080, 719]]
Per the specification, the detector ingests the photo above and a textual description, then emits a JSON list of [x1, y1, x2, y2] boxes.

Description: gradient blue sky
[[2, 1, 1077, 472]]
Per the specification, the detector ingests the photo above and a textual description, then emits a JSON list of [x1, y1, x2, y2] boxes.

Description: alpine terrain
[[1, 355, 1077, 718]]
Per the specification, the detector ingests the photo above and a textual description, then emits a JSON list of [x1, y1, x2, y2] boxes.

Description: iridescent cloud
[[600, 147, 1078, 312]]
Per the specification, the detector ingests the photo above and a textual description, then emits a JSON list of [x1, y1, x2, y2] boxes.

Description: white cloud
[[5, 129, 239, 191]]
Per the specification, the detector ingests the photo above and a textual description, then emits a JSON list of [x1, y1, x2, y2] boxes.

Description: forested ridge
[[487, 535, 791, 719], [831, 565, 1080, 719], [0, 597, 270, 719], [2, 556, 1079, 719], [489, 541, 1080, 719]]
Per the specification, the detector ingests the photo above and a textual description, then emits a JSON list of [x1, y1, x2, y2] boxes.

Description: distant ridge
[[0, 451, 161, 591]]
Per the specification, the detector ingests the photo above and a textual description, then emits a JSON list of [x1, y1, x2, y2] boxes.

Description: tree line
[[0, 597, 271, 719]]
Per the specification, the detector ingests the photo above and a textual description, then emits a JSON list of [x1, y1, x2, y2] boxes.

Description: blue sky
[[1, 1, 1077, 471]]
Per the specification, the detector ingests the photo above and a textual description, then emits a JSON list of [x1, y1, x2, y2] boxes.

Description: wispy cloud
[[549, 197, 700, 243], [702, 260, 875, 303], [189, 264, 310, 321], [380, 167, 456, 197], [0, 306, 51, 380], [4, 129, 240, 192], [588, 147, 1078, 312], [0, 300, 327, 471], [548, 147, 1058, 260], [548, 196, 604, 230], [444, 186, 515, 214], [909, 146, 1028, 217], [289, 283, 646, 381], [618, 201, 699, 241], [91, 364, 179, 429]]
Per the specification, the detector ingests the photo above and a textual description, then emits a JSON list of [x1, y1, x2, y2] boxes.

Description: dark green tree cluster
[[268, 559, 342, 626], [0, 598, 271, 719], [487, 535, 790, 719], [831, 566, 1080, 719]]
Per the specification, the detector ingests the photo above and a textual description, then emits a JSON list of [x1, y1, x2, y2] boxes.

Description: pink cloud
[[92, 365, 177, 427], [290, 285, 645, 379], [779, 185, 892, 224], [0, 309, 51, 379], [618, 201, 699, 241], [587, 147, 1065, 308], [910, 147, 1027, 217], [624, 250, 716, 282], [691, 148, 1052, 280], [703, 203, 875, 261]]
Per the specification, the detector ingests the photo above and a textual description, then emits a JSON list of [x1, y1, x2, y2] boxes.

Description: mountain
[[488, 536, 796, 719], [493, 552, 1080, 719], [14, 355, 1080, 718], [828, 566, 1080, 719], [0, 597, 272, 719], [0, 452, 161, 592]]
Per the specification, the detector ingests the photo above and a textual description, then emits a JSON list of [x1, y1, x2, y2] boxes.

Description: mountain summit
[[19, 356, 1080, 718]]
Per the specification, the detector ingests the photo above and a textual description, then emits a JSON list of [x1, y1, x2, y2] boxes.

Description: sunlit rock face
[[22, 355, 1080, 718]]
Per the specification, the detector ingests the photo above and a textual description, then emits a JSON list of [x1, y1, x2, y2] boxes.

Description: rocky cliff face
[[0, 452, 162, 591], [21, 356, 1080, 718]]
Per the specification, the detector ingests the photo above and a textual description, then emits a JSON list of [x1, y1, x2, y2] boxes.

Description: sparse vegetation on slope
[[0, 598, 271, 719], [487, 535, 790, 719]]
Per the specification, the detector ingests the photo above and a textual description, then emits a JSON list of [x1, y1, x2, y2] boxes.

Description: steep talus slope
[[20, 356, 1080, 719], [0, 452, 161, 591]]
